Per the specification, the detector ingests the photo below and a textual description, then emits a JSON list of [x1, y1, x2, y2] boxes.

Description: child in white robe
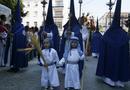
[[59, 36, 84, 90], [40, 38, 60, 90]]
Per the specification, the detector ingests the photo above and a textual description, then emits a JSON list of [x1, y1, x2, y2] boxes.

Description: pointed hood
[[92, 17, 102, 53], [12, 0, 24, 33], [11, 1, 28, 68], [45, 0, 54, 25], [96, 18, 99, 32], [15, 0, 22, 22], [69, 0, 78, 25], [70, 0, 75, 17], [110, 0, 121, 28], [64, 0, 81, 31], [104, 0, 129, 47]]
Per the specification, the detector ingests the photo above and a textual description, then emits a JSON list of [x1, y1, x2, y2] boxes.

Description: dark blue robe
[[96, 0, 130, 82], [10, 23, 28, 68], [10, 0, 28, 68], [96, 27, 130, 82], [91, 31, 102, 53]]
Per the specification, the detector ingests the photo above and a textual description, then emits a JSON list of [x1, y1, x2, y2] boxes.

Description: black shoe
[[7, 68, 19, 73], [13, 68, 20, 73], [93, 56, 97, 58], [7, 68, 15, 72], [0, 65, 6, 67]]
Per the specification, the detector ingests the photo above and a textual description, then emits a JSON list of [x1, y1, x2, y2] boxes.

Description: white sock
[[115, 81, 125, 87]]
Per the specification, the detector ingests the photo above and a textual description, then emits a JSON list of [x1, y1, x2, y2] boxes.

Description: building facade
[[22, 0, 44, 28], [22, 0, 63, 34], [99, 12, 129, 32], [53, 0, 64, 35]]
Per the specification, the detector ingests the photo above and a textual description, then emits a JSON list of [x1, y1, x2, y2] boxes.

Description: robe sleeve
[[52, 49, 59, 64], [81, 26, 88, 41], [58, 58, 65, 66], [80, 54, 85, 60], [78, 49, 85, 60], [39, 50, 45, 65]]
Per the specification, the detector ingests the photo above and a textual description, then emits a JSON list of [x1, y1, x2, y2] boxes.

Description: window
[[35, 4, 38, 7], [27, 4, 30, 7]]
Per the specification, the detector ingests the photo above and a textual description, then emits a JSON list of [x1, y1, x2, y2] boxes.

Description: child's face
[[43, 40, 50, 49], [71, 40, 78, 48]]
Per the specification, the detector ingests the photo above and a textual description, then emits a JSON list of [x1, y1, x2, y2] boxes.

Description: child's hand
[[58, 58, 65, 66]]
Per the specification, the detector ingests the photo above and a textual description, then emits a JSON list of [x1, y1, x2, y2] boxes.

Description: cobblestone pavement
[[0, 57, 130, 90]]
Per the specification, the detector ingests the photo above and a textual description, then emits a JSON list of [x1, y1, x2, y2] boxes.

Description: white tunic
[[59, 49, 84, 89], [41, 48, 60, 87], [80, 25, 89, 53], [80, 25, 88, 41]]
